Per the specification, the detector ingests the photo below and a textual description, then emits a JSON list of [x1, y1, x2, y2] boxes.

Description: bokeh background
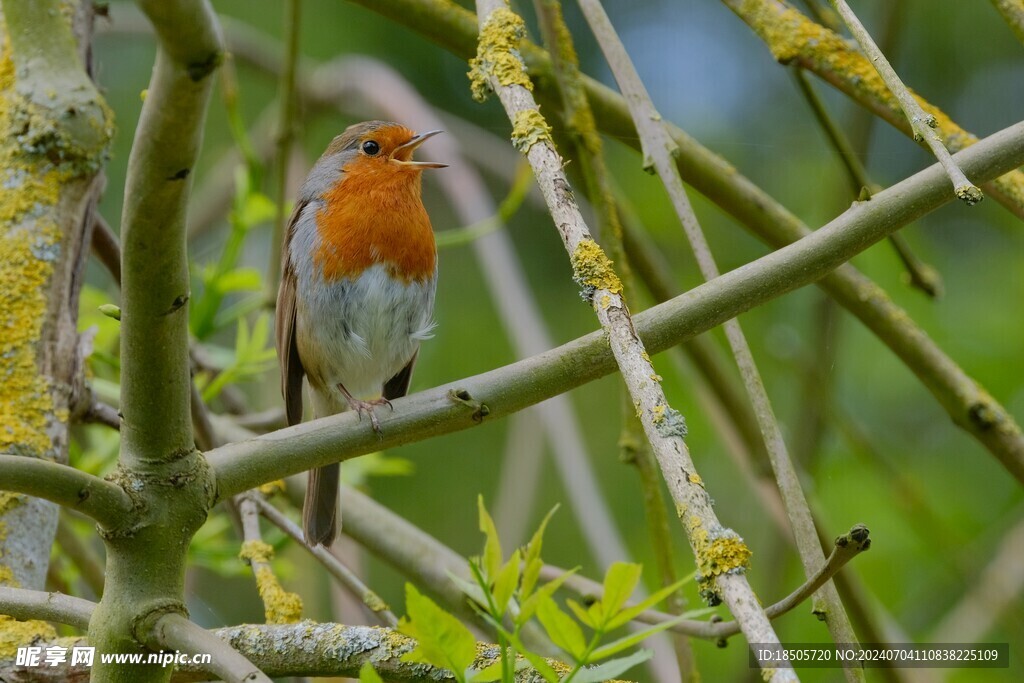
[[69, 1, 1024, 681]]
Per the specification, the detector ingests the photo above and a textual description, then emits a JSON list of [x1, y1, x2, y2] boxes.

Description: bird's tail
[[303, 463, 339, 546]]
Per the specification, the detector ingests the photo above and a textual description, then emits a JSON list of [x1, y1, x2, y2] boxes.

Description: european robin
[[276, 120, 446, 546]]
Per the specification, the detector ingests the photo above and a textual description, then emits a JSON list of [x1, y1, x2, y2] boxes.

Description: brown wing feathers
[[276, 202, 307, 427]]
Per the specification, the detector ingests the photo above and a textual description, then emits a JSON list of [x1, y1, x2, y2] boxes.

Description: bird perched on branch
[[276, 121, 446, 546]]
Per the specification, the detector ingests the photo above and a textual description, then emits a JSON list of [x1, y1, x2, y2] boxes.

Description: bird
[[276, 120, 446, 546]]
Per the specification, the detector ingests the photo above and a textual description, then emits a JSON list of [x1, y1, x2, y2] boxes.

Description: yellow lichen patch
[[0, 492, 24, 516], [468, 6, 532, 102], [253, 565, 303, 624], [239, 540, 303, 624], [511, 108, 552, 154], [685, 514, 751, 602], [652, 404, 667, 423], [0, 615, 58, 659], [257, 480, 286, 497], [688, 473, 703, 487], [571, 239, 623, 296], [599, 294, 611, 309], [0, 219, 61, 457]]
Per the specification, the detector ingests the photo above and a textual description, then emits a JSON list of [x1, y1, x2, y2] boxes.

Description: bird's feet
[[339, 386, 393, 436]]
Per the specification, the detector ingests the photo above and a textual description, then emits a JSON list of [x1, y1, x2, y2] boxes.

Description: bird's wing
[[383, 350, 418, 400], [276, 200, 308, 426]]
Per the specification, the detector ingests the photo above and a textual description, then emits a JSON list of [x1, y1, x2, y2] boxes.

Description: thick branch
[[208, 119, 1024, 497], [149, 613, 271, 683], [118, 0, 222, 467], [991, 0, 1024, 46], [0, 455, 134, 529]]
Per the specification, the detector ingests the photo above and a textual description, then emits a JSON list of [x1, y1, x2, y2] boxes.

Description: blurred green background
[[70, 1, 1024, 681]]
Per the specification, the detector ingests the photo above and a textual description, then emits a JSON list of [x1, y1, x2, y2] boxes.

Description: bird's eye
[[362, 140, 380, 156]]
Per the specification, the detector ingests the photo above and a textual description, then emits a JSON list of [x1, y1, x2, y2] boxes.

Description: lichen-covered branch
[[0, 0, 112, 593], [468, 1, 793, 676], [576, 0, 860, 674], [207, 117, 1024, 497], [344, 0, 1024, 500], [720, 0, 1023, 216], [252, 495, 398, 627], [827, 0, 981, 204]]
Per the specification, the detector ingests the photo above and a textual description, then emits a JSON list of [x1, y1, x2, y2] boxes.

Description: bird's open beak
[[390, 130, 448, 168]]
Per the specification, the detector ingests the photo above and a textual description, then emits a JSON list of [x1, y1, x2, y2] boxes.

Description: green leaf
[[605, 577, 689, 631], [446, 569, 490, 608], [520, 504, 559, 601], [399, 583, 478, 681], [535, 596, 586, 660], [492, 548, 521, 616], [216, 267, 262, 294], [565, 598, 596, 630], [599, 563, 642, 627], [591, 613, 694, 660], [471, 659, 503, 682], [478, 495, 502, 580], [489, 623, 561, 683], [358, 662, 384, 683], [518, 566, 578, 625], [235, 191, 277, 228], [571, 649, 653, 683]]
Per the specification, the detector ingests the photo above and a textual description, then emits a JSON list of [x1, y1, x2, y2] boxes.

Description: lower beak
[[391, 130, 448, 168]]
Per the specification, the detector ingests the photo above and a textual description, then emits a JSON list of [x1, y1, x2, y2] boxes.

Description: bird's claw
[[343, 394, 392, 438]]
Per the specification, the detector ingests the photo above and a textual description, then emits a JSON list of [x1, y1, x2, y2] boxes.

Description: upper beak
[[390, 130, 448, 168]]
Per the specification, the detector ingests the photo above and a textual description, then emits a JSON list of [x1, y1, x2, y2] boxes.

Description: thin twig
[[576, 0, 862, 674], [90, 214, 122, 286], [792, 68, 942, 298], [82, 398, 121, 431], [267, 0, 302, 302], [541, 524, 871, 640], [827, 0, 980, 204], [251, 495, 398, 627], [150, 612, 272, 683], [470, 2, 791, 676]]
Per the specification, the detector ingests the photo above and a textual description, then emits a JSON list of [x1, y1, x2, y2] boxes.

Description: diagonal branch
[[206, 118, 1024, 496], [575, 0, 862, 674], [342, 0, 1024, 495], [470, 0, 789, 673], [827, 0, 981, 204], [149, 613, 272, 683]]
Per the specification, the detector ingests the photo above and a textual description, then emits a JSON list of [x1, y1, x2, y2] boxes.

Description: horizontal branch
[[0, 455, 134, 529], [207, 119, 1024, 495], [0, 587, 94, 631]]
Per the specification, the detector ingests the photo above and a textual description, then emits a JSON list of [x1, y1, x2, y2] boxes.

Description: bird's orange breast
[[314, 162, 436, 284]]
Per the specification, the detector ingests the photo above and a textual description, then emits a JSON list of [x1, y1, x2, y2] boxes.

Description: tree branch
[[207, 118, 1024, 495], [827, 0, 981, 204], [721, 0, 1022, 216], [0, 455, 134, 529], [118, 0, 222, 467], [0, 587, 94, 631], [343, 0, 1024, 494], [149, 613, 272, 683], [991, 0, 1024, 46], [251, 495, 398, 627]]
